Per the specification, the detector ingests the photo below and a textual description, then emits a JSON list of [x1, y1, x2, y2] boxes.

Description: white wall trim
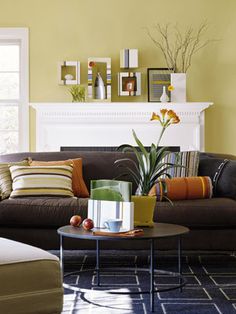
[[0, 28, 29, 152], [31, 102, 213, 152]]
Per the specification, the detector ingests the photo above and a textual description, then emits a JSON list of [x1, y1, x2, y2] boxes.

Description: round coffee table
[[58, 223, 189, 312]]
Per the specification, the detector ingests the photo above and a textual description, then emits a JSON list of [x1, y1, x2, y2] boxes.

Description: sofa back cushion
[[9, 165, 74, 198], [161, 151, 200, 177], [199, 157, 236, 199], [0, 151, 138, 194]]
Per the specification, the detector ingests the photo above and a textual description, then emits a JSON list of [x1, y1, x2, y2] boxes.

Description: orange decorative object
[[70, 215, 82, 227], [82, 218, 94, 230], [149, 176, 213, 201]]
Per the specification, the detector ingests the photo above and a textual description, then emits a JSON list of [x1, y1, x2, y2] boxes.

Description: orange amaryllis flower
[[150, 112, 161, 121], [171, 116, 180, 124], [150, 109, 180, 146], [166, 110, 180, 125], [160, 109, 168, 117]]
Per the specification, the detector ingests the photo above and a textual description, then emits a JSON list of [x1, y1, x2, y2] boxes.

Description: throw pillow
[[199, 157, 236, 198], [149, 176, 213, 201], [29, 158, 89, 198], [9, 165, 74, 198], [0, 160, 29, 200], [161, 151, 200, 177]]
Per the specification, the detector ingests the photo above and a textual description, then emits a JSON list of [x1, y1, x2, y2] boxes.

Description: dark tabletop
[[57, 223, 189, 241]]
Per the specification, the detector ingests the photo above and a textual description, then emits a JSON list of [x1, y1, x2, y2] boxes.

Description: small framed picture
[[118, 72, 141, 96], [147, 68, 173, 102], [123, 77, 136, 92]]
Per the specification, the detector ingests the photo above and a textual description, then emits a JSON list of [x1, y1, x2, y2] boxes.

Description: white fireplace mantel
[[31, 102, 213, 152]]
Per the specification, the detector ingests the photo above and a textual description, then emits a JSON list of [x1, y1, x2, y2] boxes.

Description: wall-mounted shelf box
[[58, 61, 80, 85]]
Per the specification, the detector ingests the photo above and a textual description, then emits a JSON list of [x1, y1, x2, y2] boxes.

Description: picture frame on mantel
[[147, 68, 173, 102]]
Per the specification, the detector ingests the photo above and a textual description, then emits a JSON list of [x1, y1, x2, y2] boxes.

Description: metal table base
[[60, 235, 186, 312]]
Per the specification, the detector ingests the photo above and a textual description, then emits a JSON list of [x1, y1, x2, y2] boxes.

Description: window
[[0, 28, 29, 154]]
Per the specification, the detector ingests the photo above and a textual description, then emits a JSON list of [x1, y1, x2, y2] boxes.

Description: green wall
[[0, 0, 236, 153]]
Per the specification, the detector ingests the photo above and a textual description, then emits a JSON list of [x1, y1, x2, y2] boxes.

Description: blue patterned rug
[[58, 251, 236, 314]]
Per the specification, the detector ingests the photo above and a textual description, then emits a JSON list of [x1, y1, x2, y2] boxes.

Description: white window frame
[[0, 28, 29, 152]]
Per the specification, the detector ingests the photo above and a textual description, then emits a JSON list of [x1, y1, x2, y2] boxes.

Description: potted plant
[[115, 109, 180, 227], [69, 85, 86, 102]]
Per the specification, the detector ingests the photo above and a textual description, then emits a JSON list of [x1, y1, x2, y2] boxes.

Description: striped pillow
[[161, 151, 200, 177], [0, 160, 29, 200], [9, 165, 74, 198], [149, 176, 213, 201], [29, 158, 89, 198]]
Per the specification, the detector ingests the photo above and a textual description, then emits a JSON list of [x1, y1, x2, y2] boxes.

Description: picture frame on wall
[[118, 72, 141, 96], [147, 68, 173, 102]]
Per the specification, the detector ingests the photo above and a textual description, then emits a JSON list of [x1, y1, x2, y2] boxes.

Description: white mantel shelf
[[31, 102, 213, 152]]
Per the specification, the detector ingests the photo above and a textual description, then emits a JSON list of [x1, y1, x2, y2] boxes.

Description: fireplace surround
[[31, 102, 213, 152]]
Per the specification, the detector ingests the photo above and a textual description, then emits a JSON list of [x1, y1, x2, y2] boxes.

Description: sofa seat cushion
[[0, 238, 63, 314], [155, 198, 236, 228], [0, 197, 88, 228]]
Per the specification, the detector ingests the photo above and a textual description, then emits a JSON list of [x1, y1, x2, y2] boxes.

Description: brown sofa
[[0, 151, 236, 251]]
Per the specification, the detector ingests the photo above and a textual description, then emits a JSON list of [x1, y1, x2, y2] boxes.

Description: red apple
[[82, 218, 94, 230], [70, 215, 82, 227]]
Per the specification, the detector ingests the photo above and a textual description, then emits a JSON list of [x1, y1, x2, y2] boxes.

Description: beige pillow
[[0, 160, 29, 200], [9, 165, 74, 198]]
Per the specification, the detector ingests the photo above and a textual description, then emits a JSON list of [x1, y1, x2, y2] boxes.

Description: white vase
[[170, 73, 186, 102], [160, 86, 169, 102]]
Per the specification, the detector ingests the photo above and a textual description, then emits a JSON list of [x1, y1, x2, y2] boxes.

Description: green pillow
[[0, 160, 29, 200]]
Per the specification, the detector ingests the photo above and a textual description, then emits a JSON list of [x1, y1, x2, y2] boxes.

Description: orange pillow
[[29, 158, 89, 198], [149, 176, 213, 201]]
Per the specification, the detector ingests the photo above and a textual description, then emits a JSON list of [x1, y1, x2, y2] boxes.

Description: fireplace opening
[[60, 146, 180, 152]]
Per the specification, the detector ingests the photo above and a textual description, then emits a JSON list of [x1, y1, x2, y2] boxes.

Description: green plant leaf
[[114, 158, 140, 177], [132, 130, 149, 159]]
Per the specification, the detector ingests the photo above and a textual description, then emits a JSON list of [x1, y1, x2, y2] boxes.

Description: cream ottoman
[[0, 238, 63, 314]]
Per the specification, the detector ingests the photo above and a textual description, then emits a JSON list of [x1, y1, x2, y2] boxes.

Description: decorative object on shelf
[[58, 61, 80, 85], [147, 68, 173, 102], [88, 57, 111, 102], [68, 85, 85, 102], [120, 49, 138, 68], [94, 72, 105, 100], [115, 109, 180, 226], [170, 73, 186, 102], [118, 72, 141, 96], [146, 22, 216, 102], [64, 74, 73, 81], [160, 86, 169, 102]]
